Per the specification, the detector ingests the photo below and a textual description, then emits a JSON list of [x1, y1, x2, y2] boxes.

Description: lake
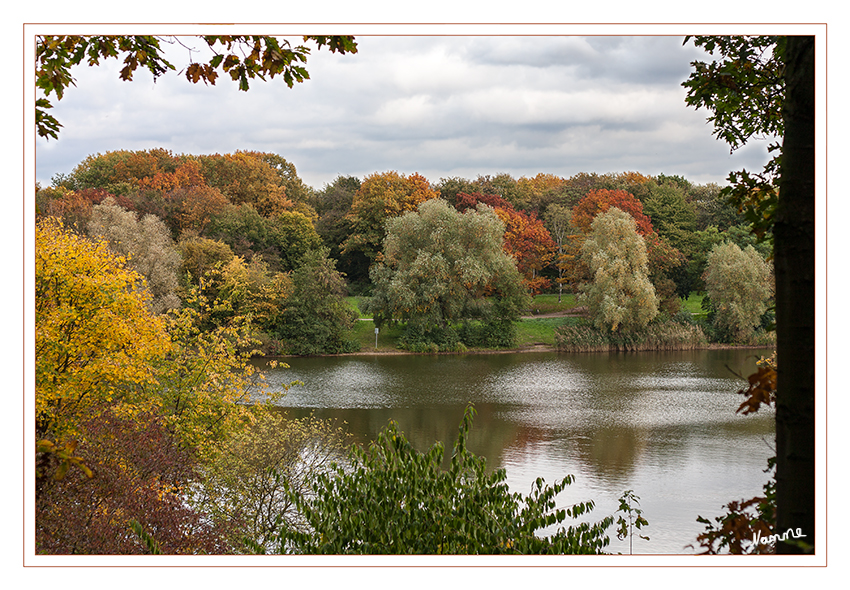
[[254, 348, 775, 555]]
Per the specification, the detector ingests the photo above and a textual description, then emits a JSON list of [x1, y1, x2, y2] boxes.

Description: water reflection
[[256, 349, 774, 554]]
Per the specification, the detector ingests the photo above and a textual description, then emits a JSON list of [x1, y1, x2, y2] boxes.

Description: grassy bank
[[346, 294, 581, 352], [341, 293, 770, 355]]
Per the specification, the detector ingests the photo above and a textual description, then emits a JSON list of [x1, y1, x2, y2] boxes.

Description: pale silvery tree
[[88, 198, 182, 313], [703, 241, 773, 342], [580, 207, 658, 332]]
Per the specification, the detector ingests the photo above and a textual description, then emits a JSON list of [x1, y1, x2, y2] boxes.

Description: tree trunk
[[774, 35, 816, 554]]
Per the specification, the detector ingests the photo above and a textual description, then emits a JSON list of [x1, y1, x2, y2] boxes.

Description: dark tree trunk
[[774, 35, 816, 554]]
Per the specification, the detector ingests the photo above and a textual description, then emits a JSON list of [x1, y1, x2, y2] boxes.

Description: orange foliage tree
[[515, 172, 567, 213], [199, 151, 293, 217], [494, 207, 555, 295], [342, 171, 440, 262], [572, 189, 654, 235], [454, 192, 555, 295]]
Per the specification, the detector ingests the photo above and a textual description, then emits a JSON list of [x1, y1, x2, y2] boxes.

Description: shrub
[[277, 406, 619, 554]]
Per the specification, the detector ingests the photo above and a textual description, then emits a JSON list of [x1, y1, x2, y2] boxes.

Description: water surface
[[256, 348, 775, 554]]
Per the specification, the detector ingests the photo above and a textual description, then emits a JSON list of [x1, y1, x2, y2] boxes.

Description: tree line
[[38, 149, 775, 355]]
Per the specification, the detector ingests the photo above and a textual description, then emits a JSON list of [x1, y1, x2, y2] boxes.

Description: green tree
[[205, 204, 322, 273], [36, 35, 357, 139], [642, 181, 698, 257], [683, 36, 784, 240], [685, 35, 815, 552], [275, 248, 359, 355], [580, 208, 658, 333], [368, 199, 530, 351], [703, 242, 773, 343], [277, 406, 618, 555], [342, 171, 440, 264]]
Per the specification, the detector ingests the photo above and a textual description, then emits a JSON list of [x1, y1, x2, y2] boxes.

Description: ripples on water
[[256, 349, 775, 554]]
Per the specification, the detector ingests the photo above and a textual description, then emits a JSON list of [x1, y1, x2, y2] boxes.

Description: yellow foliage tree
[[342, 171, 440, 261], [35, 218, 171, 443]]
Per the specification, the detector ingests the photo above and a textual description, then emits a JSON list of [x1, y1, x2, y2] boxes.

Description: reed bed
[[555, 320, 709, 353]]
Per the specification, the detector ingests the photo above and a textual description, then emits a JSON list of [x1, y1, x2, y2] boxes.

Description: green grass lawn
[[515, 316, 583, 346], [350, 317, 403, 351], [346, 293, 583, 351], [346, 296, 371, 319], [526, 293, 578, 315], [682, 293, 707, 318]]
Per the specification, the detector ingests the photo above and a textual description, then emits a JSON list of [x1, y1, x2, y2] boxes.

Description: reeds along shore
[[555, 320, 740, 353]]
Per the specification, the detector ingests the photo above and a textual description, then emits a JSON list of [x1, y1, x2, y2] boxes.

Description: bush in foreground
[[276, 405, 632, 554]]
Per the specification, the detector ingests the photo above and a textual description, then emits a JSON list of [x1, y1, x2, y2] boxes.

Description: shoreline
[[269, 342, 773, 360]]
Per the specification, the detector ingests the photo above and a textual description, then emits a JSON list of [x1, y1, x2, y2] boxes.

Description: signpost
[[375, 327, 379, 349]]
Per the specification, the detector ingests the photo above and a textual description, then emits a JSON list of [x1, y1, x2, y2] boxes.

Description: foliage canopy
[[580, 208, 658, 333], [368, 199, 530, 350]]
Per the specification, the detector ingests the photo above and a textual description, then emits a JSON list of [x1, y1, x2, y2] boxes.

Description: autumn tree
[[572, 189, 653, 236], [493, 206, 555, 295], [684, 35, 815, 552], [342, 171, 440, 263], [166, 184, 231, 236], [246, 151, 313, 205], [36, 409, 230, 554], [703, 242, 773, 343], [198, 152, 293, 217], [185, 254, 292, 335], [434, 176, 480, 203], [544, 204, 583, 301], [453, 192, 554, 295], [368, 199, 529, 351], [473, 173, 522, 207], [36, 35, 358, 139], [580, 208, 658, 333], [87, 198, 182, 313], [515, 172, 567, 215], [177, 235, 236, 287], [35, 217, 171, 443], [67, 148, 182, 194]]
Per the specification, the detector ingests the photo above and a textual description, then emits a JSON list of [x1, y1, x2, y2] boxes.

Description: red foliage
[[495, 207, 555, 294], [572, 189, 654, 235], [35, 409, 231, 554], [453, 191, 512, 213], [453, 192, 555, 294]]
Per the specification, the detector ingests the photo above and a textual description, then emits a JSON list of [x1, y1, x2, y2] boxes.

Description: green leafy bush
[[277, 406, 619, 554]]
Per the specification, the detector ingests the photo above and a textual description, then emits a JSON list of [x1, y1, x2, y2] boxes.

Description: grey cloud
[[35, 34, 769, 191]]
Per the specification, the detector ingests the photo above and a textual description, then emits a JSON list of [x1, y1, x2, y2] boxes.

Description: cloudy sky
[[35, 32, 780, 191]]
